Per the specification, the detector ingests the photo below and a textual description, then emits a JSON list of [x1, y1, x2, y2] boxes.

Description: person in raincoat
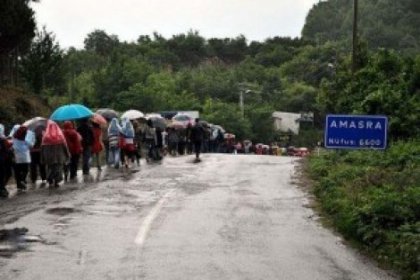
[[30, 125, 47, 186], [63, 121, 82, 180], [41, 121, 70, 188], [0, 124, 13, 197], [91, 122, 104, 171], [11, 125, 35, 192], [107, 118, 122, 169], [77, 118, 94, 175], [121, 118, 136, 168]]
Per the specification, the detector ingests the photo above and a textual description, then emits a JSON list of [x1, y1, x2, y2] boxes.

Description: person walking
[[77, 118, 94, 175], [12, 125, 35, 192], [133, 120, 143, 166], [143, 120, 156, 162], [30, 125, 47, 186], [121, 118, 136, 168], [190, 118, 205, 162], [107, 118, 122, 169], [91, 122, 104, 171], [63, 121, 82, 181], [0, 124, 13, 198], [155, 126, 163, 161], [41, 121, 70, 188], [167, 128, 179, 156], [186, 123, 193, 154]]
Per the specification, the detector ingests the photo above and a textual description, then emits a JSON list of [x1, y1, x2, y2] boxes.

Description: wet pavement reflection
[[0, 155, 399, 280]]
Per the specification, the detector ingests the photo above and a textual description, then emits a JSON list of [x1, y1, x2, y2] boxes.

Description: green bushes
[[308, 141, 420, 279]]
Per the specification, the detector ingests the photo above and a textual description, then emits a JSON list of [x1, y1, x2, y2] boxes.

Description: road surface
[[0, 154, 398, 280]]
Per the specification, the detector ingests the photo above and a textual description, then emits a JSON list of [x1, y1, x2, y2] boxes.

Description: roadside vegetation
[[307, 142, 420, 280]]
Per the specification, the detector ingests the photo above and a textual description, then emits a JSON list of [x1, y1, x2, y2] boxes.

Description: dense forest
[[303, 0, 420, 55]]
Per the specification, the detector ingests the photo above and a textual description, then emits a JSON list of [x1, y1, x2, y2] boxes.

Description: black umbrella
[[149, 117, 167, 130], [199, 120, 210, 128], [96, 108, 118, 121]]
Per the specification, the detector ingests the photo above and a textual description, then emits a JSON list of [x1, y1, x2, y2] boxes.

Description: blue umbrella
[[50, 104, 94, 121]]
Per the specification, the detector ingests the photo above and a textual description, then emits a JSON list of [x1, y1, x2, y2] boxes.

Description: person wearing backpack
[[41, 121, 70, 188], [63, 121, 82, 180], [77, 118, 94, 175]]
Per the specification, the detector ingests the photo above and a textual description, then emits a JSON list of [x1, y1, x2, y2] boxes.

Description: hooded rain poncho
[[121, 118, 135, 139], [42, 121, 67, 146]]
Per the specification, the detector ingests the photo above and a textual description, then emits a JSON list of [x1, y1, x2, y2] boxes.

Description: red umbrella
[[91, 113, 107, 126]]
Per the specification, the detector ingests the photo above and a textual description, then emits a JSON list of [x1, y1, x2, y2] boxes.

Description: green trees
[[20, 27, 64, 95], [3, 0, 419, 143], [54, 29, 420, 142], [0, 0, 37, 85], [302, 0, 420, 54]]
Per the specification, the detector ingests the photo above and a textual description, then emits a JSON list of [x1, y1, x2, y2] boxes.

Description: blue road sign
[[325, 115, 388, 150]]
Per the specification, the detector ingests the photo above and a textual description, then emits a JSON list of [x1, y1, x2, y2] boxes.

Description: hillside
[[302, 0, 420, 54], [0, 87, 52, 128]]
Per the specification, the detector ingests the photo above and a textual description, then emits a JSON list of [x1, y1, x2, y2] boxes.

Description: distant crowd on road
[[0, 113, 309, 199]]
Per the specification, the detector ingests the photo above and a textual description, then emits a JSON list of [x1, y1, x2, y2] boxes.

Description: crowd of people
[[0, 113, 299, 199], [0, 116, 214, 199]]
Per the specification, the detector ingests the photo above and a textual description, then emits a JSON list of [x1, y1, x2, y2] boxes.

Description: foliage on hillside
[[302, 0, 420, 55], [42, 31, 317, 142], [0, 87, 51, 127], [308, 142, 420, 279]]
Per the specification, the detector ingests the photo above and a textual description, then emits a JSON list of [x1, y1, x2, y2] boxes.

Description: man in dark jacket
[[0, 124, 12, 198], [77, 119, 94, 175], [190, 118, 205, 162]]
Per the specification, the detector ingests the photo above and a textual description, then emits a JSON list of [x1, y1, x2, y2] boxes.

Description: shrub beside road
[[307, 141, 420, 280]]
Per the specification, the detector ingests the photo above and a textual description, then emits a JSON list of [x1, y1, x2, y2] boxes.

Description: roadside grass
[[305, 141, 420, 280]]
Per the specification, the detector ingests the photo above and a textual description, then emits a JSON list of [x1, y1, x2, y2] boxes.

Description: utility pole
[[239, 90, 244, 118], [352, 0, 359, 73]]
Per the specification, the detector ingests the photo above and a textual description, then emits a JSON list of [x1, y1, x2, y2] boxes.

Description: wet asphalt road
[[0, 154, 398, 280]]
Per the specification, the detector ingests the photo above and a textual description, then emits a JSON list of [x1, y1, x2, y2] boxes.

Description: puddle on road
[[45, 207, 80, 216], [0, 228, 47, 258]]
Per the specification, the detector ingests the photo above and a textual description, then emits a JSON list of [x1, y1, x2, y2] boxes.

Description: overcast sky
[[32, 0, 319, 49]]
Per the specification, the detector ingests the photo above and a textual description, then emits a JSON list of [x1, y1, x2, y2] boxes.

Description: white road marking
[[135, 189, 176, 246]]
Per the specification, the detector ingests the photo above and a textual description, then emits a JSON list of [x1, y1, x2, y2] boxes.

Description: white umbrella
[[146, 113, 163, 119], [213, 125, 226, 133], [121, 109, 144, 120]]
